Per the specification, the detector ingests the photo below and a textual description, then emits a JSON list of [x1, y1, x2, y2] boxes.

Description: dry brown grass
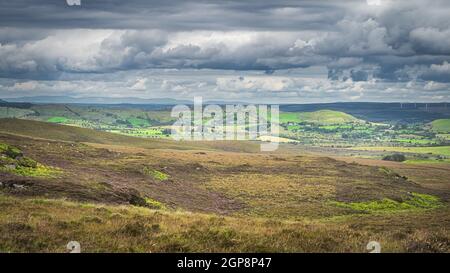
[[0, 195, 448, 253]]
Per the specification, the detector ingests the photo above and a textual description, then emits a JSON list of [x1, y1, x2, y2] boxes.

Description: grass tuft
[[0, 142, 22, 158], [0, 142, 62, 178], [1, 163, 62, 178], [144, 198, 166, 210], [142, 167, 169, 181], [330, 192, 443, 213]]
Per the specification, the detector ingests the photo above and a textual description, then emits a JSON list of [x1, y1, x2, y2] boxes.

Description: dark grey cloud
[[0, 0, 349, 31], [0, 0, 448, 81], [0, 0, 449, 102]]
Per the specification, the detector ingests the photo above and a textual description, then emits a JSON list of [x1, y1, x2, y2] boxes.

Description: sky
[[0, 0, 449, 103]]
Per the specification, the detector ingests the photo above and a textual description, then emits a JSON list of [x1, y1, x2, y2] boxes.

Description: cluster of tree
[[382, 153, 406, 162]]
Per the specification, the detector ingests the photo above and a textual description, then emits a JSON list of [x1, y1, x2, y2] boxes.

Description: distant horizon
[[1, 95, 449, 105]]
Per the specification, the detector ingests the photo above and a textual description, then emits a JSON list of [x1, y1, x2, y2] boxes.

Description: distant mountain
[[204, 100, 252, 105], [0, 99, 33, 109], [299, 110, 360, 124], [3, 96, 192, 105], [3, 96, 259, 105], [281, 102, 450, 123]]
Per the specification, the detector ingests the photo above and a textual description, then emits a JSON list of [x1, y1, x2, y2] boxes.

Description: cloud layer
[[0, 0, 449, 102]]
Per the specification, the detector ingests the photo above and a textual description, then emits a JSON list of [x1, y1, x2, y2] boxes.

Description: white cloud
[[130, 78, 148, 91], [216, 76, 294, 92], [367, 0, 382, 6], [424, 81, 447, 91], [430, 61, 450, 73]]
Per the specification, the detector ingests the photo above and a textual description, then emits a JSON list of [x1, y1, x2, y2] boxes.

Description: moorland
[[0, 99, 449, 252]]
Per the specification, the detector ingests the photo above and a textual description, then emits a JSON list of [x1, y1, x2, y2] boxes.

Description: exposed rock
[[13, 184, 26, 190]]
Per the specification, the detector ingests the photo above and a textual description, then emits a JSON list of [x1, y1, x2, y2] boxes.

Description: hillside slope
[[299, 110, 360, 124], [280, 110, 360, 125], [0, 118, 260, 153], [1, 126, 446, 217], [432, 119, 450, 133]]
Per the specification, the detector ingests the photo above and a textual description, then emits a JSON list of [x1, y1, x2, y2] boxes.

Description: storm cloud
[[0, 0, 449, 102]]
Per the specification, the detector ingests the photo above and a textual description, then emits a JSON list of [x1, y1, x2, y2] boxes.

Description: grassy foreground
[[0, 194, 448, 253]]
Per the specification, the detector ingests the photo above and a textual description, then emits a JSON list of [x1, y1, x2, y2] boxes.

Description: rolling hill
[[431, 119, 450, 133], [280, 110, 360, 125], [3, 96, 191, 105], [0, 107, 35, 118], [281, 102, 450, 123], [0, 118, 260, 153]]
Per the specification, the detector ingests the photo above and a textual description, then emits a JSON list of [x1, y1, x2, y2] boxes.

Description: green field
[[279, 112, 302, 123], [126, 117, 151, 127], [298, 110, 360, 124], [280, 110, 360, 125], [47, 116, 70, 123], [432, 119, 450, 133], [348, 146, 450, 157], [404, 158, 450, 164], [277, 111, 450, 149], [107, 128, 169, 138]]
